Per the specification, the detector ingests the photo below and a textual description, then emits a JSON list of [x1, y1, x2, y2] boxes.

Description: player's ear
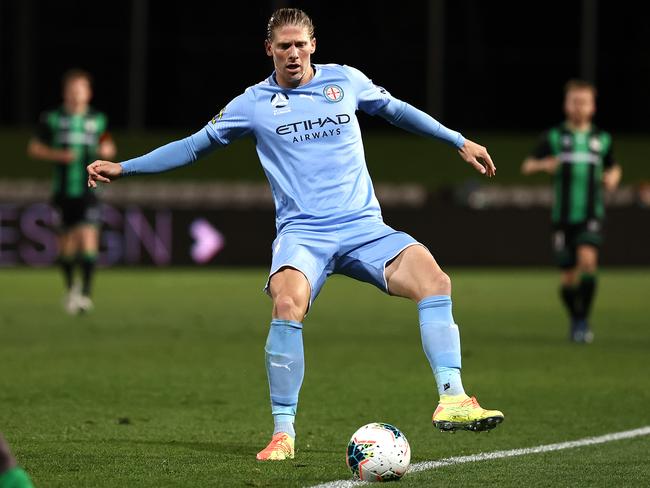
[[310, 37, 316, 54], [265, 40, 273, 57]]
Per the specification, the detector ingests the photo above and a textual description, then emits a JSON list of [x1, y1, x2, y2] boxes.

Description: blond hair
[[266, 8, 315, 41]]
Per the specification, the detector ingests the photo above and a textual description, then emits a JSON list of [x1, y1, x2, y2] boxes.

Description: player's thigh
[[265, 231, 337, 316], [78, 224, 100, 252], [335, 225, 419, 294], [269, 267, 311, 320], [574, 222, 601, 273], [269, 267, 311, 300], [385, 244, 450, 301], [576, 244, 598, 272], [58, 230, 77, 255]]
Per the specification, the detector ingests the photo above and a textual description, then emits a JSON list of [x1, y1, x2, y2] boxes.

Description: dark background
[[1, 0, 648, 267], [2, 0, 649, 132]]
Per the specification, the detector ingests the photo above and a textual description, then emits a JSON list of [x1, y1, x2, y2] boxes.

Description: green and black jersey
[[34, 107, 109, 200], [532, 123, 615, 225]]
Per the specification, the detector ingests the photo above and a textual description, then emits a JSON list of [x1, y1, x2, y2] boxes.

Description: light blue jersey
[[207, 64, 392, 230], [121, 64, 465, 231]]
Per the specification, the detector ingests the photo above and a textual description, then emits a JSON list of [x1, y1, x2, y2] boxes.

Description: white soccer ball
[[346, 422, 411, 482]]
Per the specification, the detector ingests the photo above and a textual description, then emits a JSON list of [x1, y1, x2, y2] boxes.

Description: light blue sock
[[418, 295, 465, 397], [266, 319, 304, 438], [274, 414, 296, 438]]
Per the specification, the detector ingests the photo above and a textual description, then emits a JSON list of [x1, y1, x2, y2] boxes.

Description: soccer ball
[[346, 422, 411, 482]]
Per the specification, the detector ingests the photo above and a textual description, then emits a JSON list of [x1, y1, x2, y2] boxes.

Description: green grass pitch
[[1, 268, 649, 487]]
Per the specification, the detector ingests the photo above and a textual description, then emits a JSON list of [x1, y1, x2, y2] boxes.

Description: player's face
[[265, 25, 316, 88], [564, 88, 595, 126], [63, 77, 92, 109]]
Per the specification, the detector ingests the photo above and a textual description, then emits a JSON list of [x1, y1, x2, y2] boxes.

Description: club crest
[[323, 84, 344, 103]]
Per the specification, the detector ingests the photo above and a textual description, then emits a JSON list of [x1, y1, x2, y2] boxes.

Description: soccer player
[[522, 80, 621, 343], [27, 69, 116, 314], [87, 8, 504, 460], [0, 434, 34, 488]]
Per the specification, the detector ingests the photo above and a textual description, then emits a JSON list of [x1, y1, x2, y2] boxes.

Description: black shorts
[[52, 195, 101, 232], [552, 220, 603, 269]]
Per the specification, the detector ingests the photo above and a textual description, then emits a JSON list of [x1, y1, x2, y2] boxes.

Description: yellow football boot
[[256, 433, 295, 461], [433, 394, 504, 432]]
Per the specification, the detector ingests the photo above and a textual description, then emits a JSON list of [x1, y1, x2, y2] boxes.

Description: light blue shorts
[[264, 217, 422, 306]]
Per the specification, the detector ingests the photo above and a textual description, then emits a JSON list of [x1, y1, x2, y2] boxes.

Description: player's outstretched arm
[[27, 138, 74, 164], [372, 93, 495, 177], [521, 156, 559, 175], [87, 160, 122, 188], [86, 126, 220, 188], [458, 139, 496, 177]]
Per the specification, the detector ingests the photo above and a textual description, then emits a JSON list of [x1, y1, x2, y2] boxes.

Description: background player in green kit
[[27, 69, 116, 314], [522, 80, 621, 343]]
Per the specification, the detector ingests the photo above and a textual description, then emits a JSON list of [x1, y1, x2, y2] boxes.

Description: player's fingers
[[482, 150, 496, 176], [87, 167, 111, 183], [87, 160, 107, 176], [87, 163, 99, 177], [469, 158, 487, 174]]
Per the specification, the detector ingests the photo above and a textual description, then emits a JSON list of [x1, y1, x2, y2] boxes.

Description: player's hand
[[58, 149, 75, 164], [602, 164, 622, 192], [87, 160, 122, 188], [97, 139, 117, 160], [458, 139, 496, 177]]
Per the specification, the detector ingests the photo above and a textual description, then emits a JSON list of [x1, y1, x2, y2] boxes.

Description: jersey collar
[[269, 64, 320, 90]]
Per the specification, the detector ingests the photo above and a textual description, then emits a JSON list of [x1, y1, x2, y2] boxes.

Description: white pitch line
[[309, 426, 650, 488]]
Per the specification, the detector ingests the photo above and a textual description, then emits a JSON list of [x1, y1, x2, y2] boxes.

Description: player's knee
[[273, 294, 307, 322], [414, 270, 451, 301], [580, 262, 597, 275], [431, 271, 452, 295], [577, 251, 598, 274]]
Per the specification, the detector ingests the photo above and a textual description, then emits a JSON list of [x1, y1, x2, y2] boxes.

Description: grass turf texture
[[1, 268, 649, 487]]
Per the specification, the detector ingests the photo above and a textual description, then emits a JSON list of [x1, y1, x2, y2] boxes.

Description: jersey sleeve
[[343, 65, 464, 147], [120, 126, 219, 176], [204, 89, 255, 146], [33, 111, 53, 144], [342, 65, 392, 115], [531, 131, 553, 159]]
